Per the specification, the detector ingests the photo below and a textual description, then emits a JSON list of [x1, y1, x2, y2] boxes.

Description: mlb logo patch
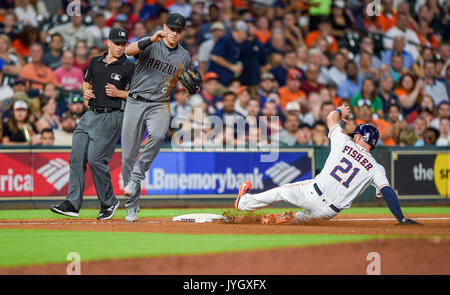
[[111, 73, 121, 81], [118, 31, 126, 37]]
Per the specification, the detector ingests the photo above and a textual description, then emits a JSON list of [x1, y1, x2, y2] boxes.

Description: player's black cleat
[[49, 200, 79, 217], [97, 201, 120, 220]]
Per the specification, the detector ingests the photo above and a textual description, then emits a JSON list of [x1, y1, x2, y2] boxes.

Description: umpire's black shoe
[[49, 200, 79, 217], [97, 201, 120, 220]]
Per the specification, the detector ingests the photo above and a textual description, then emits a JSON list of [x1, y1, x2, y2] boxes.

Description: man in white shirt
[[328, 51, 347, 85], [384, 14, 421, 60], [85, 11, 111, 49], [49, 15, 93, 49]]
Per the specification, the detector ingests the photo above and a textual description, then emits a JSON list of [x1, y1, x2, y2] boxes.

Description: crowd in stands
[[0, 0, 449, 148]]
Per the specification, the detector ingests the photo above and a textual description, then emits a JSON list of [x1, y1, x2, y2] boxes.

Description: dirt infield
[[1, 214, 449, 275], [1, 214, 449, 236]]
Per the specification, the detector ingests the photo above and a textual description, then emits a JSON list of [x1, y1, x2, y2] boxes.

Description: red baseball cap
[[204, 72, 219, 82], [287, 69, 301, 80]]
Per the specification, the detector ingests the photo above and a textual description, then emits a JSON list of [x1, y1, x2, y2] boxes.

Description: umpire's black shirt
[[84, 53, 135, 110]]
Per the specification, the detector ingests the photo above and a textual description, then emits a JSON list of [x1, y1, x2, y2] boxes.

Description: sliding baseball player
[[235, 105, 422, 225]]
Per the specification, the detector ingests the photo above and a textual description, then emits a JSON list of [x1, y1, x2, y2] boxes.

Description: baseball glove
[[179, 67, 202, 95]]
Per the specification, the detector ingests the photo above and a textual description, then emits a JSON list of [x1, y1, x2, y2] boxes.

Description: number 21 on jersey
[[330, 157, 360, 188]]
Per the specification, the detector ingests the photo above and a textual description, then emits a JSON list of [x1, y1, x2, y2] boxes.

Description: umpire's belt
[[313, 183, 341, 213], [129, 92, 153, 103], [90, 106, 123, 113]]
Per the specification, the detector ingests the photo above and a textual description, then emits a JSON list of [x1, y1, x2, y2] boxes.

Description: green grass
[[0, 207, 449, 220], [0, 229, 380, 267]]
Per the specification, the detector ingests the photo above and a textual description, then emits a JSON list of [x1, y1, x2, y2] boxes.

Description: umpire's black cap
[[166, 13, 186, 30], [109, 28, 128, 43]]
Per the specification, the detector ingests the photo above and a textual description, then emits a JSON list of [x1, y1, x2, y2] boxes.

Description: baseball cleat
[[49, 200, 79, 217], [125, 206, 139, 222], [261, 211, 295, 225], [234, 181, 252, 210], [97, 201, 120, 220], [124, 181, 139, 197]]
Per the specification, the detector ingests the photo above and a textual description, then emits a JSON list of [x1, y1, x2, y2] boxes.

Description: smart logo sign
[[392, 151, 449, 198]]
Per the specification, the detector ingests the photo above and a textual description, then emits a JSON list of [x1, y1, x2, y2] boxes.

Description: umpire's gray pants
[[121, 98, 170, 209], [66, 110, 123, 211]]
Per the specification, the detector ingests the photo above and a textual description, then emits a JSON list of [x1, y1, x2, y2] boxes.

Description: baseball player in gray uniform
[[122, 13, 199, 222]]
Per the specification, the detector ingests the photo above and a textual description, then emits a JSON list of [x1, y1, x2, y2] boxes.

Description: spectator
[[170, 85, 191, 127], [39, 127, 54, 146], [430, 101, 450, 129], [35, 95, 61, 132], [300, 64, 324, 96], [168, 0, 192, 18], [14, 0, 39, 28], [378, 74, 400, 112], [311, 120, 329, 146], [86, 10, 111, 49], [307, 48, 331, 84], [416, 9, 440, 50], [407, 94, 436, 125], [234, 86, 251, 117], [358, 50, 378, 80], [239, 20, 268, 88], [12, 25, 40, 57], [305, 16, 338, 54], [0, 34, 24, 76], [384, 13, 421, 60], [66, 94, 86, 123], [424, 127, 440, 145], [296, 45, 308, 71], [1, 100, 40, 145], [329, 0, 353, 40], [196, 3, 221, 45], [53, 112, 76, 146], [0, 70, 14, 112], [395, 73, 425, 118], [18, 43, 59, 90], [268, 28, 288, 55], [73, 40, 90, 73], [386, 103, 408, 144], [355, 36, 382, 70], [256, 71, 277, 107], [41, 33, 64, 71], [337, 61, 362, 100], [423, 60, 449, 105], [328, 51, 347, 85], [0, 11, 19, 41], [276, 113, 300, 146], [298, 92, 320, 126], [282, 12, 304, 50], [318, 101, 335, 123], [254, 15, 271, 46], [381, 36, 415, 70], [355, 99, 396, 146], [260, 99, 282, 137], [436, 117, 450, 146], [279, 69, 306, 111], [214, 91, 244, 128], [351, 77, 384, 118], [48, 15, 93, 50], [198, 22, 226, 77], [246, 97, 261, 119], [296, 123, 312, 145], [270, 50, 302, 87], [54, 50, 84, 91], [412, 115, 428, 146], [378, 0, 397, 32], [398, 127, 419, 146], [197, 72, 221, 115], [209, 21, 248, 87], [354, 0, 382, 34]]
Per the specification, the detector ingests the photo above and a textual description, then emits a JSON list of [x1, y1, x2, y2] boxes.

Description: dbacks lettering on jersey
[[146, 57, 177, 75], [342, 145, 374, 171]]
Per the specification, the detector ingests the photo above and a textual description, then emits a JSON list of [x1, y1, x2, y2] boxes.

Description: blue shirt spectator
[[338, 77, 363, 100], [382, 50, 414, 69], [239, 34, 267, 86]]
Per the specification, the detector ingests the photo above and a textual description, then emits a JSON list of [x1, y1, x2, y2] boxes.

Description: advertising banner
[[0, 149, 313, 199], [392, 151, 449, 199]]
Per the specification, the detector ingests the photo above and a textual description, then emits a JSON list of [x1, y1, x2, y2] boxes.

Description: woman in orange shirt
[[254, 16, 271, 45], [12, 25, 40, 58], [394, 73, 426, 117]]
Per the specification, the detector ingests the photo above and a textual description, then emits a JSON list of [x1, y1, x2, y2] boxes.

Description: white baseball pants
[[237, 180, 340, 223]]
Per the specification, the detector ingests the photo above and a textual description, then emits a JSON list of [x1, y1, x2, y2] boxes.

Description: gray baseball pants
[[66, 110, 123, 211], [121, 97, 170, 209]]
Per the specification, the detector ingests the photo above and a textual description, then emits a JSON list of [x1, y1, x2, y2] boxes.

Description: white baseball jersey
[[314, 124, 390, 210]]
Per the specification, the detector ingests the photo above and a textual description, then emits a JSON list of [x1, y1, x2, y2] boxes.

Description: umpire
[[50, 28, 135, 220]]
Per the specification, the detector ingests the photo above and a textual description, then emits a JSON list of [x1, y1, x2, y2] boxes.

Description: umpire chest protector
[[85, 53, 135, 110]]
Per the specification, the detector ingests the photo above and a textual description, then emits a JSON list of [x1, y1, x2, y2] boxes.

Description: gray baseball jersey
[[129, 38, 193, 101]]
